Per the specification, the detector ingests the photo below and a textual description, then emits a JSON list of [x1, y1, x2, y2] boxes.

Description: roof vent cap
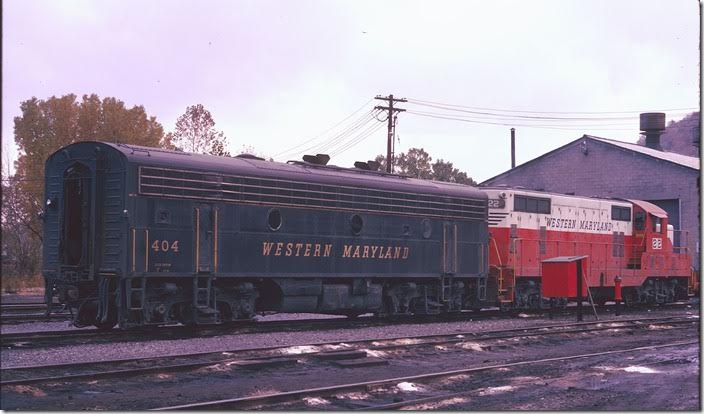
[[640, 112, 666, 151], [302, 154, 330, 165]]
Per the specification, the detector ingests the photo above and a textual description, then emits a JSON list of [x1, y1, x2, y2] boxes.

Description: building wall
[[482, 138, 700, 271]]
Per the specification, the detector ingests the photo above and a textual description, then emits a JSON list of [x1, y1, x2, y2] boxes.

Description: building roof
[[587, 135, 700, 170], [481, 134, 700, 184]]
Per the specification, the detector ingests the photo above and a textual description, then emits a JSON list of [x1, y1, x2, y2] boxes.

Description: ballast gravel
[[1, 305, 698, 369]]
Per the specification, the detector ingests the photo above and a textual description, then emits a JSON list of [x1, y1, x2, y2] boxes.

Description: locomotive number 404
[[152, 239, 180, 253]]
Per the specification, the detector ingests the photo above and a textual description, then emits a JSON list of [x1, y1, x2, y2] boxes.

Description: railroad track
[[153, 339, 698, 411], [1, 315, 698, 388], [0, 300, 694, 346], [0, 303, 71, 324]]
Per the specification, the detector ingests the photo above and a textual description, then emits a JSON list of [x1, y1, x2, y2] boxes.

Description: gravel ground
[[2, 309, 699, 411], [2, 305, 698, 369]]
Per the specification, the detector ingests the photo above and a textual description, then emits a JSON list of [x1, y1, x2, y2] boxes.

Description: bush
[[1, 274, 44, 294]]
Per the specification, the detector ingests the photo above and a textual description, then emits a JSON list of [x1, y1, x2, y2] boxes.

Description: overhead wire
[[273, 97, 374, 159], [405, 109, 638, 127], [329, 120, 387, 158], [406, 100, 693, 122], [406, 97, 698, 116], [278, 108, 379, 160], [313, 110, 382, 154], [406, 110, 636, 131]]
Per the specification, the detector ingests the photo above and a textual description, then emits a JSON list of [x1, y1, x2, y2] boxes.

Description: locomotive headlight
[[499, 192, 506, 199], [46, 197, 57, 208]]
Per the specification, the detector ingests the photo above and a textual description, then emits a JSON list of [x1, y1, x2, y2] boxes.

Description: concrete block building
[[481, 134, 700, 271]]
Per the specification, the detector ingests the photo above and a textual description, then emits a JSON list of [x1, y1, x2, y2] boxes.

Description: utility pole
[[375, 94, 407, 173]]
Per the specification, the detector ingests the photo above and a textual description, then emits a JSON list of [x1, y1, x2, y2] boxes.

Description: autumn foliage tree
[[375, 147, 476, 185], [168, 104, 230, 156], [7, 93, 165, 277]]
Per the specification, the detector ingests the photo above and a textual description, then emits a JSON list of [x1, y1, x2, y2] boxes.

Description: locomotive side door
[[194, 204, 214, 273], [443, 222, 458, 274]]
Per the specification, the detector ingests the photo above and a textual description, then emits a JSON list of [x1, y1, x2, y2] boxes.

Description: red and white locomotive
[[483, 187, 693, 309]]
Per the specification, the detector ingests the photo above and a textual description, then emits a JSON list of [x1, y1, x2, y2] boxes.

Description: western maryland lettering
[[544, 216, 613, 232], [262, 242, 333, 257], [261, 242, 409, 260], [342, 244, 409, 260]]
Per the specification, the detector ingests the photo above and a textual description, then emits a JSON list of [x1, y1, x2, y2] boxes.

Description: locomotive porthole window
[[350, 214, 363, 235], [421, 219, 432, 239], [267, 209, 282, 231]]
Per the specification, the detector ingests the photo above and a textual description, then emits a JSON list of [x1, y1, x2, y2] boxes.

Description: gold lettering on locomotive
[[352, 245, 361, 258], [262, 242, 274, 256], [263, 241, 333, 257], [343, 245, 353, 258], [264, 242, 404, 260], [341, 244, 409, 260]]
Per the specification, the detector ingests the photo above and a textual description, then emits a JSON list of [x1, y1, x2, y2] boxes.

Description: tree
[[375, 147, 477, 185], [432, 159, 477, 185], [8, 93, 166, 277], [2, 160, 42, 278], [168, 104, 230, 156]]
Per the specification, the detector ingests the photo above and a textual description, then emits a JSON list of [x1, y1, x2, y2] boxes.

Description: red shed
[[541, 256, 589, 298]]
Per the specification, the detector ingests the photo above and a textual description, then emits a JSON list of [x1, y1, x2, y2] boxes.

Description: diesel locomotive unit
[[483, 187, 693, 309], [42, 141, 489, 329]]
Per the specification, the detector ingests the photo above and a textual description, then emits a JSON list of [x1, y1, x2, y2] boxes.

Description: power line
[[312, 110, 382, 154], [330, 121, 387, 158], [277, 109, 379, 161], [406, 109, 638, 126], [406, 97, 698, 116], [406, 111, 636, 131], [274, 98, 374, 159], [406, 100, 694, 122]]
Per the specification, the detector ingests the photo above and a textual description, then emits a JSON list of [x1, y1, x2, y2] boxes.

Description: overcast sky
[[2, 0, 700, 181]]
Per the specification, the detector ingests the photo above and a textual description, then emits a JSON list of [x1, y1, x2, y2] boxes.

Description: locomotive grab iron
[[41, 142, 693, 329]]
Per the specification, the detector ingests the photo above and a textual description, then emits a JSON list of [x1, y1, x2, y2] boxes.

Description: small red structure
[[541, 256, 589, 298]]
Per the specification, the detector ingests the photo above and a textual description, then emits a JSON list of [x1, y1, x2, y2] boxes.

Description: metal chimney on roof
[[640, 112, 666, 151], [510, 128, 516, 168]]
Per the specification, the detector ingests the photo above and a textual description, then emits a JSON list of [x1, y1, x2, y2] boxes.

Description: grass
[[1, 274, 45, 294]]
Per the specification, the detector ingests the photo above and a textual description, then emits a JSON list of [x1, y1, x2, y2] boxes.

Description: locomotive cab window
[[514, 195, 550, 214], [634, 211, 646, 231], [611, 206, 631, 221], [652, 216, 662, 233]]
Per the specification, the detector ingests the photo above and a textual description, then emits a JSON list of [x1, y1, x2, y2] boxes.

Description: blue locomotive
[[42, 142, 488, 328]]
